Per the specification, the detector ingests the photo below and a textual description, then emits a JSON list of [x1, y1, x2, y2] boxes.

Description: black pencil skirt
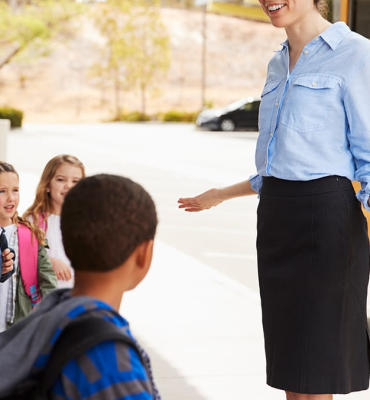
[[257, 176, 370, 394]]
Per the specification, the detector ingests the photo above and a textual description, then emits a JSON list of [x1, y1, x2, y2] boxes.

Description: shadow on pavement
[[136, 335, 209, 400]]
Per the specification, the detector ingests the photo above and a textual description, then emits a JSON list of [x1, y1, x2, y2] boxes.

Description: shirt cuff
[[356, 182, 370, 211], [249, 174, 262, 195]]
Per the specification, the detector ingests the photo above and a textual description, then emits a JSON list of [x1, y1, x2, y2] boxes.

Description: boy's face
[[0, 172, 19, 227]]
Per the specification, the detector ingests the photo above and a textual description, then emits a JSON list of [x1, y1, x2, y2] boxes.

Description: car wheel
[[220, 119, 235, 132]]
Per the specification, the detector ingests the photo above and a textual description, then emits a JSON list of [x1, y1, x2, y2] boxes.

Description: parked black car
[[195, 97, 260, 132]]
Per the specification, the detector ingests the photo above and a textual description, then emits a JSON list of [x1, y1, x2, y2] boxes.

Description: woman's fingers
[[178, 191, 223, 211], [178, 198, 204, 211], [178, 198, 199, 207]]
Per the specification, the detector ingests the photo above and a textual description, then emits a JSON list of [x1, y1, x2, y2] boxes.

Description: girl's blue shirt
[[250, 22, 370, 210]]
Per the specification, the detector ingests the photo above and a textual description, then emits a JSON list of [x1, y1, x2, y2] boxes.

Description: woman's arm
[[178, 179, 257, 212], [344, 52, 370, 210]]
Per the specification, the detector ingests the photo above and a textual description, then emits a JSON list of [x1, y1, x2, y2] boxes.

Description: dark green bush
[[160, 110, 199, 123], [0, 107, 24, 128], [117, 111, 151, 122], [111, 110, 200, 123]]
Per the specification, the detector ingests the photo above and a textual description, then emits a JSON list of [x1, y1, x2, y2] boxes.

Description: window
[[352, 0, 370, 38]]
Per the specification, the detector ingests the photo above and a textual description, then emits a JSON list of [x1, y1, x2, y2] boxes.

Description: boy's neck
[[71, 271, 127, 310]]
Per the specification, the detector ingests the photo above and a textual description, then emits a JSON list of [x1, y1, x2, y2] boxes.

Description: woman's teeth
[[268, 4, 285, 11]]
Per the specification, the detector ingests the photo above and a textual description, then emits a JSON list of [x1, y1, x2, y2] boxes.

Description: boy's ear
[[136, 240, 154, 272]]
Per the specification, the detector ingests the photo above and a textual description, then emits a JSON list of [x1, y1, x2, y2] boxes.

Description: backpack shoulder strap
[[17, 225, 40, 306], [40, 316, 153, 395]]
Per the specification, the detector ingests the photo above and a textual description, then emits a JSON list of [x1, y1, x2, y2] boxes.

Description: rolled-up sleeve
[[343, 53, 370, 211], [249, 174, 263, 195]]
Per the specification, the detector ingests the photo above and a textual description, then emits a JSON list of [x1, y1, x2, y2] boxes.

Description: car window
[[241, 101, 260, 112], [252, 101, 261, 111], [226, 98, 248, 111], [241, 103, 253, 111]]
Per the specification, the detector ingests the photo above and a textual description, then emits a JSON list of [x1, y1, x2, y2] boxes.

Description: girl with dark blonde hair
[[24, 155, 85, 288], [179, 0, 370, 398], [0, 161, 57, 331]]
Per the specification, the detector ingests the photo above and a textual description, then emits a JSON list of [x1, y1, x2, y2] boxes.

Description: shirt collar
[[279, 39, 289, 50], [319, 21, 351, 50], [277, 21, 351, 52]]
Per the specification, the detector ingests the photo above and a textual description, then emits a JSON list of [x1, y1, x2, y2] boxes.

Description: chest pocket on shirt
[[280, 75, 339, 134], [259, 79, 282, 131]]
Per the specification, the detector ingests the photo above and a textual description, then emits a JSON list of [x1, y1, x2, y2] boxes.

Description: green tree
[[127, 0, 170, 115], [90, 0, 136, 119], [91, 0, 170, 117], [0, 0, 82, 70]]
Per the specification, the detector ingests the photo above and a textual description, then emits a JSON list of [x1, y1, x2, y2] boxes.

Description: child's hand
[[1, 249, 14, 275], [51, 257, 72, 281]]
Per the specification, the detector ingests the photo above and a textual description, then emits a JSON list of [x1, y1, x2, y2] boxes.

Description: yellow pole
[[340, 0, 349, 22]]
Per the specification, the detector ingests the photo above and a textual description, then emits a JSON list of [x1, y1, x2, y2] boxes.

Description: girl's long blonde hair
[[23, 155, 85, 231], [0, 161, 46, 245]]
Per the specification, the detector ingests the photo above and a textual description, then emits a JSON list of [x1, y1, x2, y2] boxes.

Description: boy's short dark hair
[[61, 174, 157, 272]]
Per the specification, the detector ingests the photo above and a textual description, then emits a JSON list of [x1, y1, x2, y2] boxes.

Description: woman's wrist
[[219, 180, 255, 200]]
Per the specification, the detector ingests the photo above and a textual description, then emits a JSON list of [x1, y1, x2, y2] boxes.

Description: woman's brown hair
[[314, 0, 329, 19], [23, 155, 85, 231], [0, 161, 46, 245]]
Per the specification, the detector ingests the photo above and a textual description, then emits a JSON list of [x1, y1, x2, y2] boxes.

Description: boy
[[0, 174, 160, 400]]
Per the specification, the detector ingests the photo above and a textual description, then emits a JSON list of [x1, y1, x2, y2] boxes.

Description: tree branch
[[0, 44, 22, 69]]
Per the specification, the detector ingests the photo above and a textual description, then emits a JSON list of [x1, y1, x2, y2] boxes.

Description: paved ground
[[123, 243, 370, 400], [6, 122, 370, 400]]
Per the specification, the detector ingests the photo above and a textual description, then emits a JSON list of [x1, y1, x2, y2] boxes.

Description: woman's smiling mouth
[[267, 3, 286, 13]]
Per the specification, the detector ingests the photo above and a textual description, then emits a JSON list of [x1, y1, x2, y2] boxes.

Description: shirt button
[[270, 131, 273, 137], [312, 81, 317, 87], [315, 37, 319, 41], [303, 50, 309, 55], [275, 102, 279, 107], [264, 160, 267, 166]]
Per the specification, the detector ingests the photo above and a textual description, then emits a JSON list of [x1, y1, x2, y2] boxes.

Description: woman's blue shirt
[[250, 22, 370, 210]]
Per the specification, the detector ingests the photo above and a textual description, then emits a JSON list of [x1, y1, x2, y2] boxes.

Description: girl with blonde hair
[[24, 155, 85, 288]]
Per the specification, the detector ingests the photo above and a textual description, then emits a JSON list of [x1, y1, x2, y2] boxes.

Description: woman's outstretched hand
[[178, 188, 223, 212], [178, 180, 256, 212]]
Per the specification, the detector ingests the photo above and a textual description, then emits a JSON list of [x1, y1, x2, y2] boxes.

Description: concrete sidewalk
[[12, 127, 370, 400], [122, 241, 370, 400]]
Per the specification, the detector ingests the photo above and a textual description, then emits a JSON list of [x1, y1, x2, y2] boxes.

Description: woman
[[178, 1, 370, 399]]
